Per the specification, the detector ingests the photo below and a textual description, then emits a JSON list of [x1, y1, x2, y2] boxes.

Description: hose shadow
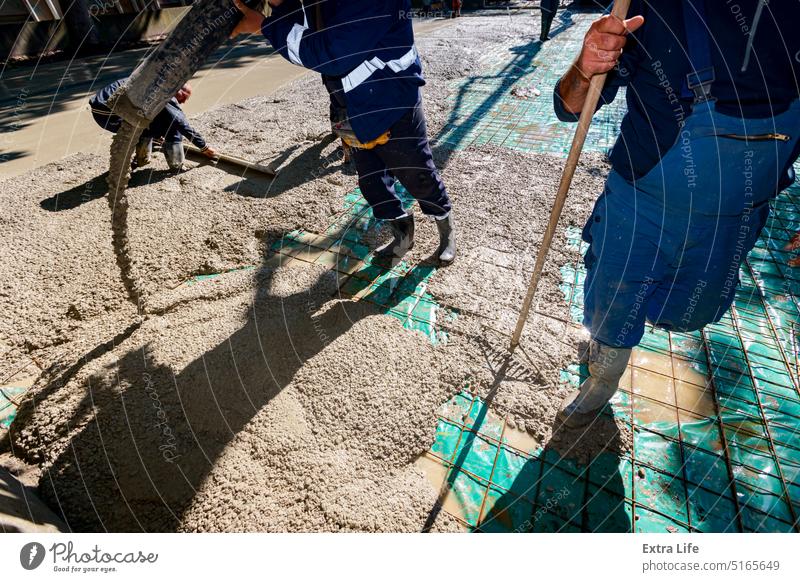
[[8, 233, 438, 531]]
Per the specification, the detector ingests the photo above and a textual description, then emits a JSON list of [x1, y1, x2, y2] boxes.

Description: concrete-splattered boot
[[435, 213, 456, 265], [557, 340, 631, 428], [163, 140, 185, 171], [375, 215, 415, 260]]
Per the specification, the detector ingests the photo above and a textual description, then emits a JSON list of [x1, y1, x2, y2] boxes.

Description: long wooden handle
[[184, 143, 277, 176], [509, 0, 632, 351]]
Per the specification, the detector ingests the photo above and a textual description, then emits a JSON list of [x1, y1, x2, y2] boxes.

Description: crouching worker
[[553, 2, 800, 427], [231, 0, 456, 265], [90, 79, 217, 171]]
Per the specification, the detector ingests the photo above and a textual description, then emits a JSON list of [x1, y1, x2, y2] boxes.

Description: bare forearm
[[558, 63, 591, 115]]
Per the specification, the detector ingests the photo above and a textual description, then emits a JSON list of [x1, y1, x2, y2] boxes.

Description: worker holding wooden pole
[[513, 0, 800, 429], [509, 0, 637, 356]]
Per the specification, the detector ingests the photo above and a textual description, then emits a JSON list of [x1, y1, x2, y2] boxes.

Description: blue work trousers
[[583, 100, 800, 348], [352, 99, 451, 221]]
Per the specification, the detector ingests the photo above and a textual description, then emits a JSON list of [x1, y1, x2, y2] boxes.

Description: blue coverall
[[553, 0, 800, 349]]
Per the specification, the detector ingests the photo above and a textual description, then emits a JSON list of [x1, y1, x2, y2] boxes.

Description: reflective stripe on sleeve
[[286, 4, 309, 66], [342, 46, 418, 93]]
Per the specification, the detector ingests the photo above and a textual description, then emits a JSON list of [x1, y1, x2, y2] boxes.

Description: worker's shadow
[[476, 345, 631, 532], [224, 134, 356, 199], [477, 417, 631, 532], [421, 341, 631, 533], [9, 252, 422, 531], [39, 168, 177, 212], [40, 135, 354, 210]]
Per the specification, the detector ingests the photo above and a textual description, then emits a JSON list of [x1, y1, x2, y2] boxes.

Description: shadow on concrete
[[39, 168, 178, 212], [225, 134, 356, 199], [4, 245, 435, 531], [0, 150, 28, 166], [5, 261, 361, 530], [476, 419, 631, 532], [420, 334, 631, 533], [432, 9, 577, 168]]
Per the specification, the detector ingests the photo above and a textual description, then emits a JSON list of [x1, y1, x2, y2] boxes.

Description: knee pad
[[163, 141, 185, 170]]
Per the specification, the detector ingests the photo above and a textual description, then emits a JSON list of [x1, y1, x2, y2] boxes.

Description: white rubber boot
[[435, 212, 456, 265], [557, 340, 631, 428]]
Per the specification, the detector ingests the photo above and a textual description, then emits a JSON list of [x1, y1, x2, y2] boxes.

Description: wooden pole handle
[[184, 143, 277, 176], [509, 0, 632, 351]]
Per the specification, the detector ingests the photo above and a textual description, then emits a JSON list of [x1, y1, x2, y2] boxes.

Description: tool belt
[[332, 119, 390, 150], [315, 8, 390, 151], [341, 131, 391, 150]]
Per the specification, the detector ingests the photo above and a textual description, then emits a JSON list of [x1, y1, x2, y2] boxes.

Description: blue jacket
[[553, 0, 800, 182], [90, 78, 207, 148], [261, 0, 425, 143]]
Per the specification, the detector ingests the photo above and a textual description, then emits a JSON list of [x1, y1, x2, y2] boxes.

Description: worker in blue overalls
[[90, 79, 217, 171], [553, 1, 800, 427], [231, 0, 456, 265]]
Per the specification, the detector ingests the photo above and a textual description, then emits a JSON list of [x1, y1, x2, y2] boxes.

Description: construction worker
[[553, 1, 800, 427], [231, 0, 456, 265], [539, 0, 558, 42], [90, 79, 217, 170]]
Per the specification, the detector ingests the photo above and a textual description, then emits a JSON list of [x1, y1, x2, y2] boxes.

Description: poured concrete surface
[[0, 11, 638, 531]]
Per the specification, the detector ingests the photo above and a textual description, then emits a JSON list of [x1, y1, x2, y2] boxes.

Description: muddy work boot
[[557, 340, 631, 429], [375, 215, 415, 260], [435, 213, 456, 265]]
